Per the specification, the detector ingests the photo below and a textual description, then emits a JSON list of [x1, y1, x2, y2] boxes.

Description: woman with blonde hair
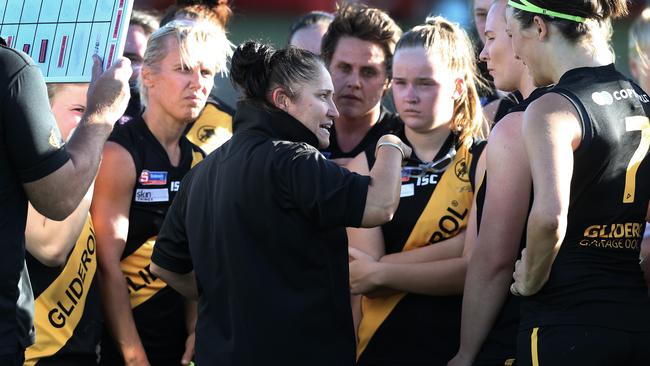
[[92, 20, 231, 366], [346, 16, 486, 366]]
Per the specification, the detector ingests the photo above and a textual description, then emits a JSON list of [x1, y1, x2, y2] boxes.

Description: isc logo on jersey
[[592, 89, 650, 106], [139, 170, 168, 185]]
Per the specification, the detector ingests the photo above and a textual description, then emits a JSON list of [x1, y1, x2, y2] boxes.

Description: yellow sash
[[122, 150, 202, 309], [185, 103, 233, 154], [25, 215, 97, 366], [121, 236, 167, 309], [356, 139, 475, 358]]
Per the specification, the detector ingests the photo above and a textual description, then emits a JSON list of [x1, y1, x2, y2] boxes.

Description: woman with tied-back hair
[[345, 16, 486, 366], [448, 0, 550, 364], [504, 1, 650, 365], [92, 20, 231, 366], [149, 41, 411, 366]]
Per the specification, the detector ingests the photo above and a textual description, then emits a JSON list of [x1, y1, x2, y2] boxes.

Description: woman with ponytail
[[149, 41, 411, 366], [503, 1, 650, 365], [345, 16, 486, 366]]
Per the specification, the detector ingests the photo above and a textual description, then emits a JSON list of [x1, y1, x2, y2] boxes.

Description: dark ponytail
[[230, 41, 274, 100], [230, 41, 325, 106], [511, 0, 628, 41]]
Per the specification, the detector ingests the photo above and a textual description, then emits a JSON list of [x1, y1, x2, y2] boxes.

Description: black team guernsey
[[472, 86, 551, 366], [99, 116, 203, 366], [519, 65, 650, 332]]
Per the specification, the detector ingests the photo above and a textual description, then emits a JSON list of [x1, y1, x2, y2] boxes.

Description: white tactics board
[[1, 0, 133, 82]]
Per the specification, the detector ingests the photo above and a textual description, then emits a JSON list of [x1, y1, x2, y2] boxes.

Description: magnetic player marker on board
[[107, 44, 115, 67], [22, 43, 30, 53], [39, 39, 48, 63], [113, 10, 122, 39], [94, 34, 100, 54], [58, 35, 68, 68], [6, 35, 13, 47]]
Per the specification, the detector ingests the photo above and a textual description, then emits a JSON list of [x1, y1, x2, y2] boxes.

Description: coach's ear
[[271, 87, 292, 111]]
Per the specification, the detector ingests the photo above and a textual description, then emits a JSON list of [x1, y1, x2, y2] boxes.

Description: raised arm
[[449, 113, 532, 366], [24, 56, 131, 220], [360, 134, 412, 227], [91, 142, 149, 366], [512, 94, 582, 296]]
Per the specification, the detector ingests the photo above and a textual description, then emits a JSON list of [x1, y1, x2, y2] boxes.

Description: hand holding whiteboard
[[0, 0, 134, 82]]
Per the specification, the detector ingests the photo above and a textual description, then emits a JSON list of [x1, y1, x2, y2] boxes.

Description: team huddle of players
[[3, 0, 650, 365]]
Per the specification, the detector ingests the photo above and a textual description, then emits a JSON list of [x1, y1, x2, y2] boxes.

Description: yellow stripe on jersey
[[25, 215, 97, 366], [186, 103, 233, 155], [191, 150, 203, 168], [121, 237, 166, 309], [356, 139, 475, 359], [623, 116, 650, 203], [531, 327, 540, 366]]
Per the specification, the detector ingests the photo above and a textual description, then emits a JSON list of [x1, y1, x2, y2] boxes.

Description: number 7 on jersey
[[624, 116, 650, 203]]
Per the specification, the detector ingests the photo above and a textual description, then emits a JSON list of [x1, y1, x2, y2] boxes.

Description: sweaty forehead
[[332, 36, 386, 68]]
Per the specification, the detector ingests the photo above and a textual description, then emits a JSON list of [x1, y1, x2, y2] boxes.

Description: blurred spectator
[[124, 10, 160, 118], [472, 0, 491, 44], [287, 10, 334, 55], [125, 11, 160, 82]]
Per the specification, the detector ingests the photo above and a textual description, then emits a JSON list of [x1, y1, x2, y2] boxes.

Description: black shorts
[[517, 325, 650, 366], [472, 357, 516, 366]]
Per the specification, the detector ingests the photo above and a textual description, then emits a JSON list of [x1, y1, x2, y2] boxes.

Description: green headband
[[507, 0, 586, 23]]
